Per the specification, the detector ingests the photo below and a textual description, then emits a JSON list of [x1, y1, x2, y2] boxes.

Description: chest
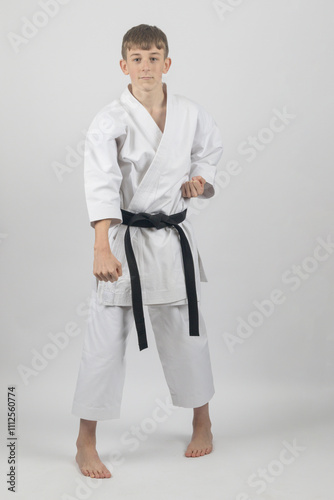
[[149, 107, 167, 133]]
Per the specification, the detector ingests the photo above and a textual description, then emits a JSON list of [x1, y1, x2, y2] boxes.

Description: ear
[[163, 57, 172, 74], [119, 59, 129, 75]]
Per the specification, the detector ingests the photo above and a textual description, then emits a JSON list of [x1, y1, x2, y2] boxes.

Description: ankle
[[76, 436, 97, 449], [192, 416, 212, 427]]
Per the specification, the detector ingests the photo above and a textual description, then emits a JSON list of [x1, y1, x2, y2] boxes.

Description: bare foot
[[185, 422, 213, 458], [76, 442, 112, 478]]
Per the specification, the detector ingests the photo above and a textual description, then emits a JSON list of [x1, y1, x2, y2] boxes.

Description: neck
[[129, 82, 166, 113]]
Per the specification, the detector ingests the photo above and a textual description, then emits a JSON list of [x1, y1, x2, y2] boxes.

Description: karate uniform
[[71, 83, 223, 420]]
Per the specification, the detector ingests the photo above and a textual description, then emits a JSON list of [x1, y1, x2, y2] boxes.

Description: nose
[[141, 59, 150, 71]]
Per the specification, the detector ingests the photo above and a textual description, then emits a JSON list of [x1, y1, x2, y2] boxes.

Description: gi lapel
[[120, 84, 163, 153], [121, 83, 174, 213]]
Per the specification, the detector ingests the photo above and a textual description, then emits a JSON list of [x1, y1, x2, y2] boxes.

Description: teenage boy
[[72, 24, 223, 479]]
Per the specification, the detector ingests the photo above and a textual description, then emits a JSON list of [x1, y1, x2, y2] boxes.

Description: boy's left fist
[[181, 176, 206, 198]]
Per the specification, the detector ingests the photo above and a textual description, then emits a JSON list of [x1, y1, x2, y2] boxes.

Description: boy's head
[[120, 24, 171, 90], [121, 24, 169, 61]]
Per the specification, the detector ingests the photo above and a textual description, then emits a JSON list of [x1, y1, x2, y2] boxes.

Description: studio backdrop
[[0, 0, 333, 498]]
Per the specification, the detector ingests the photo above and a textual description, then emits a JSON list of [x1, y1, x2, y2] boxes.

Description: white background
[[0, 1, 333, 499]]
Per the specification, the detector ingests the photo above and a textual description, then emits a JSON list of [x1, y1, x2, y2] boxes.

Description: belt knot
[[127, 212, 168, 230], [120, 208, 199, 351]]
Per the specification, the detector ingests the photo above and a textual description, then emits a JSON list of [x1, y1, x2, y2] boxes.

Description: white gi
[[71, 83, 223, 420]]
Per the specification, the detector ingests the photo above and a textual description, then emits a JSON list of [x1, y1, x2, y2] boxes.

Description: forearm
[[93, 219, 122, 282], [94, 219, 113, 251]]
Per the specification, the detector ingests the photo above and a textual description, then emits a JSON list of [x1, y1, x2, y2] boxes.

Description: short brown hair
[[121, 24, 169, 60]]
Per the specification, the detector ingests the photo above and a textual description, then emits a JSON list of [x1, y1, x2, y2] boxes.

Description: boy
[[72, 24, 223, 479]]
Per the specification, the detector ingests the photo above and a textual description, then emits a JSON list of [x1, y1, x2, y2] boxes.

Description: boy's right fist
[[93, 247, 122, 283]]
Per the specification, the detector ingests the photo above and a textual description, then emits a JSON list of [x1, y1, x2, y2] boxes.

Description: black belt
[[121, 208, 199, 351]]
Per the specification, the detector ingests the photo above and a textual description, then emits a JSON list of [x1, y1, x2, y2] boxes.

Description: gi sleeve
[[83, 109, 126, 228], [190, 104, 223, 198]]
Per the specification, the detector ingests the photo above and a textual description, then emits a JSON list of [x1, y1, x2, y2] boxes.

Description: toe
[[104, 468, 112, 478]]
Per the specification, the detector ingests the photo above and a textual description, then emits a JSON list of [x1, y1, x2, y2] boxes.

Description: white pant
[[71, 286, 215, 421]]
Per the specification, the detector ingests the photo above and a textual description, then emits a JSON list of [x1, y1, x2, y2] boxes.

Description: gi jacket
[[84, 83, 223, 306]]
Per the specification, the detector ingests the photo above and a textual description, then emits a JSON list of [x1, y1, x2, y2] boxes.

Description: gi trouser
[[71, 283, 215, 421]]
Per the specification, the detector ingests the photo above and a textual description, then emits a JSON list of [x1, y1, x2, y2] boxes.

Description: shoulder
[[172, 93, 216, 124], [172, 93, 199, 111], [87, 98, 127, 137]]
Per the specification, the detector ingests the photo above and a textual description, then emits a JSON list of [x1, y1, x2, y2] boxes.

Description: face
[[120, 46, 171, 93]]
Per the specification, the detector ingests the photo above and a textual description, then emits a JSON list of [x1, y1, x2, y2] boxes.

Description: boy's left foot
[[185, 421, 213, 457]]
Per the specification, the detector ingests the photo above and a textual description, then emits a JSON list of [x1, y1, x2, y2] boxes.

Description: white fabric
[[84, 83, 223, 306], [71, 282, 215, 421]]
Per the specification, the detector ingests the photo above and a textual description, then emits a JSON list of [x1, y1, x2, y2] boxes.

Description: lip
[[140, 77, 152, 79]]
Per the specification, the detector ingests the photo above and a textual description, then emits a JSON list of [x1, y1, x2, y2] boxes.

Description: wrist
[[94, 242, 110, 252]]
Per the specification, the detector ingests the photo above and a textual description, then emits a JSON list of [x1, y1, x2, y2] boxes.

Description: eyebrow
[[130, 52, 161, 57]]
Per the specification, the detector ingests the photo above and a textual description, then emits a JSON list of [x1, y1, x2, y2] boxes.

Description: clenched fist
[[181, 176, 206, 198], [93, 246, 122, 283]]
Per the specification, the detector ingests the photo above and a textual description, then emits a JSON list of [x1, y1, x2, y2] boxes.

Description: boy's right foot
[[76, 443, 112, 479]]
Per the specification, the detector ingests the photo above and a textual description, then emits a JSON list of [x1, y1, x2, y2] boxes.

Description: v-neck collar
[[121, 82, 168, 137], [121, 82, 174, 213]]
